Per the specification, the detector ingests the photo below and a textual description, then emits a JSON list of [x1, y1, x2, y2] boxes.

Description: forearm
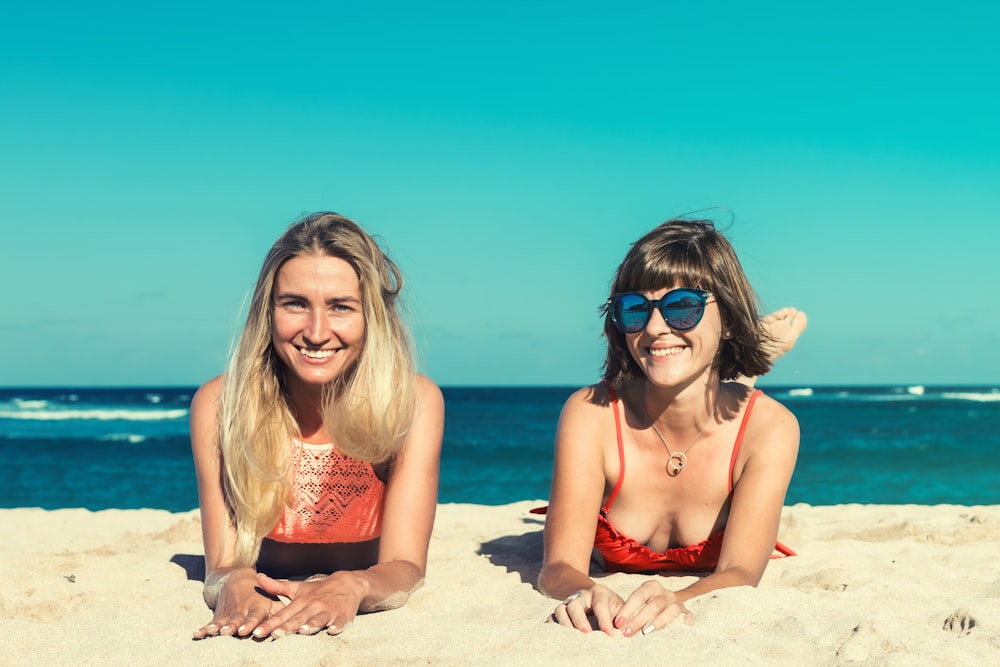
[[538, 561, 597, 601], [674, 564, 759, 604], [352, 559, 425, 612], [203, 566, 258, 610]]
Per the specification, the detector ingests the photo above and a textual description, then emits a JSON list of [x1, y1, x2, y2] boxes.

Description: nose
[[645, 304, 670, 335], [303, 309, 331, 346]]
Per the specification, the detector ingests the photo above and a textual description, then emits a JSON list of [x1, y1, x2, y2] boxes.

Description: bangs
[[616, 242, 715, 294]]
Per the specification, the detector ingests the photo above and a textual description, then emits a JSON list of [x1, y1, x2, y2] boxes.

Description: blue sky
[[2, 1, 998, 387]]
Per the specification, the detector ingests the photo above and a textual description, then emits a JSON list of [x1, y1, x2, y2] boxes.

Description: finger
[[564, 597, 593, 633], [257, 573, 299, 599], [193, 622, 219, 639], [296, 617, 326, 636], [614, 582, 659, 629], [591, 597, 616, 636], [630, 599, 691, 638], [213, 613, 244, 637], [326, 618, 352, 635], [235, 604, 270, 637], [272, 599, 336, 637], [551, 602, 575, 628]]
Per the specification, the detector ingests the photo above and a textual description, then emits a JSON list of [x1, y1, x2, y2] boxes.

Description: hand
[[194, 569, 286, 639], [613, 580, 695, 637], [550, 584, 625, 636], [251, 571, 368, 638]]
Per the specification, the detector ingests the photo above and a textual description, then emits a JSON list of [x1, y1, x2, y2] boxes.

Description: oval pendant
[[667, 451, 687, 475]]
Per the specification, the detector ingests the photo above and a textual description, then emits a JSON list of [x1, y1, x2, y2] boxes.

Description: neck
[[642, 376, 721, 435], [283, 375, 326, 438]]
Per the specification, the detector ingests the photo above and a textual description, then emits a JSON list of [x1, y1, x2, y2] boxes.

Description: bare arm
[[539, 387, 624, 635], [678, 397, 799, 600], [612, 397, 800, 636], [190, 376, 283, 638], [253, 375, 445, 637]]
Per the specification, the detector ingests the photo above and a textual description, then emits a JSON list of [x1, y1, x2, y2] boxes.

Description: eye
[[330, 300, 360, 315], [277, 299, 307, 311]]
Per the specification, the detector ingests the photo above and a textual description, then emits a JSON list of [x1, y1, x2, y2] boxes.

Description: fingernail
[[237, 625, 246, 635], [299, 625, 312, 634], [623, 627, 632, 637], [642, 624, 656, 636], [326, 625, 339, 635], [252, 628, 263, 637], [271, 628, 286, 639]]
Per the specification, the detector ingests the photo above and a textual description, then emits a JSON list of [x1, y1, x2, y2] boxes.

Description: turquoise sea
[[2, 385, 998, 511]]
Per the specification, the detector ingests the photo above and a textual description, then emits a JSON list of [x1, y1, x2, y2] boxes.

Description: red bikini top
[[593, 387, 794, 573]]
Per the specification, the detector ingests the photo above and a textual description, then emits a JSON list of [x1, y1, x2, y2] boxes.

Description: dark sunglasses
[[609, 288, 713, 334]]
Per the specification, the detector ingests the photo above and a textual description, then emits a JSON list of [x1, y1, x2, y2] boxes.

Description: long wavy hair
[[601, 218, 772, 388], [218, 212, 416, 565]]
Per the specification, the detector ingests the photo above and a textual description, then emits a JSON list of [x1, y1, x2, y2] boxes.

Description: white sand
[[3, 501, 998, 666]]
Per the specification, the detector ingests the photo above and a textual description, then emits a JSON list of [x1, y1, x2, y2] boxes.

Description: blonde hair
[[218, 212, 416, 566]]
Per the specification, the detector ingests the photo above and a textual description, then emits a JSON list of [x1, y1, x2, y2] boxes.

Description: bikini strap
[[602, 383, 626, 514], [728, 389, 763, 493]]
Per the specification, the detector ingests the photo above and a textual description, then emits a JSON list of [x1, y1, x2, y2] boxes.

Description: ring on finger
[[563, 591, 584, 605]]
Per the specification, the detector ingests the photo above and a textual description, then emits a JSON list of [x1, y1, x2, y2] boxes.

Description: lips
[[648, 346, 686, 357], [297, 346, 336, 359]]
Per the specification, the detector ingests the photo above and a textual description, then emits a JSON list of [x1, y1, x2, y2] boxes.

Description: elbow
[[536, 561, 573, 599], [716, 563, 764, 589], [363, 580, 423, 612]]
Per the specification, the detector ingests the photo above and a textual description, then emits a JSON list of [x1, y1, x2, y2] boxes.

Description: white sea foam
[[0, 408, 189, 421], [12, 399, 48, 409], [788, 388, 813, 397], [941, 391, 1000, 402], [100, 433, 148, 443], [907, 385, 925, 396], [145, 393, 162, 404]]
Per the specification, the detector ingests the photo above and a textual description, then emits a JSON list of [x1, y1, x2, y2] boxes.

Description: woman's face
[[625, 286, 724, 389], [271, 253, 366, 392]]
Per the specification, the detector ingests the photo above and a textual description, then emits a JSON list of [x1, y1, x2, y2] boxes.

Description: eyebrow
[[274, 291, 361, 304]]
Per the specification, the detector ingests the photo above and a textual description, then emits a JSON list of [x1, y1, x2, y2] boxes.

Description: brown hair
[[601, 218, 772, 387]]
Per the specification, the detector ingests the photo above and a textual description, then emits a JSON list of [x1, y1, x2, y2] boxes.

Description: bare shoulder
[[189, 376, 224, 453], [743, 391, 799, 454], [555, 383, 619, 453], [560, 383, 614, 420], [191, 375, 224, 410], [414, 374, 443, 404]]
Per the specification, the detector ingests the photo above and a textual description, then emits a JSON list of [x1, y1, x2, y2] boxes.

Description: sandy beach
[[3, 501, 997, 666]]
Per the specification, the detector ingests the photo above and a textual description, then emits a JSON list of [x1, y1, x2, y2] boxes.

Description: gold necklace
[[647, 408, 714, 476]]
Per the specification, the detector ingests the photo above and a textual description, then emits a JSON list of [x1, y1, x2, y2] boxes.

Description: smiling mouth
[[297, 347, 336, 359], [648, 347, 685, 357]]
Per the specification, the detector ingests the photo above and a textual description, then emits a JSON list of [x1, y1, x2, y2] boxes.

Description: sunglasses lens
[[612, 293, 650, 333], [662, 290, 706, 330]]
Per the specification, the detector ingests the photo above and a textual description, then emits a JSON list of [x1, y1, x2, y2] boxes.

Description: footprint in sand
[[943, 609, 977, 636]]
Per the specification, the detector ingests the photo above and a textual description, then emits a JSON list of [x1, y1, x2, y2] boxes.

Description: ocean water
[[2, 385, 999, 511]]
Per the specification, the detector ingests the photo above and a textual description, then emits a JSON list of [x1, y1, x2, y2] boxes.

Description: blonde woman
[[539, 218, 803, 637], [191, 212, 443, 640]]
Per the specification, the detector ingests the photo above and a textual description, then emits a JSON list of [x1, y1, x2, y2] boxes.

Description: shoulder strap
[[728, 389, 763, 492], [603, 383, 627, 513]]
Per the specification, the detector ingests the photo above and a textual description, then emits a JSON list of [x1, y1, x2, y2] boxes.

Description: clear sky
[[2, 1, 998, 387]]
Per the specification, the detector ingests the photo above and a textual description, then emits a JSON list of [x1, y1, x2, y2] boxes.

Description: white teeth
[[649, 347, 684, 357], [299, 348, 334, 359]]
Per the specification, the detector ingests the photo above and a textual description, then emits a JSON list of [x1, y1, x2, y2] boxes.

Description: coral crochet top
[[266, 441, 385, 544]]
